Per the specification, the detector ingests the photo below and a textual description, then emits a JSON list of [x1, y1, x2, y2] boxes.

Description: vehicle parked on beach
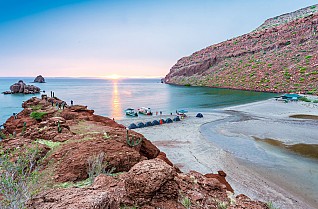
[[125, 108, 138, 117], [138, 107, 153, 115]]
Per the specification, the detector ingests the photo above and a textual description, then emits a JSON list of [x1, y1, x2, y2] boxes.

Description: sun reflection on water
[[111, 80, 122, 119]]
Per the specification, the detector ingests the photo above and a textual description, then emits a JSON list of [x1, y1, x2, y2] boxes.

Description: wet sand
[[118, 98, 318, 209]]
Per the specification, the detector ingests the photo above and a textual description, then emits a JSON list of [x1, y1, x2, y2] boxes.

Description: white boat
[[125, 108, 138, 117], [138, 107, 152, 115]]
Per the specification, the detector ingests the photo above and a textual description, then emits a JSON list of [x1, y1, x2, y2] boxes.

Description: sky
[[0, 0, 317, 78]]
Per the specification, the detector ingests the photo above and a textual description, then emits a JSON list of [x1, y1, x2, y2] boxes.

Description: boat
[[176, 109, 188, 118], [138, 107, 153, 115], [125, 108, 138, 117]]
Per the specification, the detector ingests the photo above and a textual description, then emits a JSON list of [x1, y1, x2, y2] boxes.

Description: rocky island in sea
[[0, 96, 268, 208], [2, 80, 41, 94], [34, 75, 45, 83]]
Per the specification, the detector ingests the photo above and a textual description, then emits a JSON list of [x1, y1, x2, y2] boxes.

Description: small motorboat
[[177, 109, 188, 118], [125, 108, 138, 117], [138, 107, 153, 115]]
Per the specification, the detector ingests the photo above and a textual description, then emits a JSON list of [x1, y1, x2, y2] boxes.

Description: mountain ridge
[[164, 5, 318, 94]]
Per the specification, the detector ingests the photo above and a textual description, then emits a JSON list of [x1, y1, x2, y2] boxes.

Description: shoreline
[[118, 98, 318, 209]]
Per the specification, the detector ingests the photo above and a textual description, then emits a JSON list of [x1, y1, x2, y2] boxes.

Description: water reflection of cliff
[[111, 80, 122, 119]]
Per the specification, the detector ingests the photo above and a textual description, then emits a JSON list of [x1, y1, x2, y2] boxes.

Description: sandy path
[[118, 99, 318, 209]]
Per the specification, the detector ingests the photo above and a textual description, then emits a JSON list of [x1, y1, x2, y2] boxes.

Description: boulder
[[49, 138, 146, 183], [125, 158, 177, 203], [27, 188, 118, 209], [34, 75, 45, 83], [6, 80, 40, 94]]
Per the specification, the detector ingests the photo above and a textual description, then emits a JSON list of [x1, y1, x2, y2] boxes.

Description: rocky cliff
[[0, 97, 268, 209], [165, 5, 318, 94]]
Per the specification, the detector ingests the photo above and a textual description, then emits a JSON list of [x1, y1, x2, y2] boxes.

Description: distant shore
[[118, 97, 318, 209]]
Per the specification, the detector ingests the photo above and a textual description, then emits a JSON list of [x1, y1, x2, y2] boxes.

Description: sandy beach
[[118, 98, 318, 209]]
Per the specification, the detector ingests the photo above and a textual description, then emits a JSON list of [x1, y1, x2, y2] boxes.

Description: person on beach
[[160, 111, 162, 115], [71, 100, 73, 106], [156, 111, 158, 116]]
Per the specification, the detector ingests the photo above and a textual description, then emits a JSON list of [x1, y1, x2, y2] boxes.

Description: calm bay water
[[0, 77, 276, 124]]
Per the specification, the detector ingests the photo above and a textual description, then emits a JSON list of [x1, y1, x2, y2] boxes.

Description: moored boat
[[138, 107, 152, 115], [125, 108, 138, 117]]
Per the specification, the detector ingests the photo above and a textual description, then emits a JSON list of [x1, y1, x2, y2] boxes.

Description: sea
[[0, 77, 276, 125]]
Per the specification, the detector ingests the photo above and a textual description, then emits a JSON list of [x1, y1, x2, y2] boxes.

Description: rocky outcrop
[[2, 80, 41, 94], [28, 159, 268, 209], [1, 97, 268, 209], [165, 6, 318, 95], [34, 75, 45, 83]]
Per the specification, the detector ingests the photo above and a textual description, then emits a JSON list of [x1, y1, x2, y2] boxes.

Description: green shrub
[[217, 201, 229, 209], [266, 201, 279, 209], [30, 105, 42, 111], [57, 121, 62, 133], [103, 132, 111, 139], [305, 55, 312, 59], [180, 196, 191, 209], [299, 67, 306, 73], [87, 152, 115, 184], [299, 97, 311, 102], [55, 179, 91, 189], [30, 112, 47, 120], [0, 131, 6, 139], [313, 100, 318, 103], [0, 144, 42, 209], [36, 139, 61, 149]]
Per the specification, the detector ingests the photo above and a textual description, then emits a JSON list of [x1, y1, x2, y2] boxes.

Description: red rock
[[164, 10, 318, 95], [204, 170, 234, 192], [125, 159, 177, 201]]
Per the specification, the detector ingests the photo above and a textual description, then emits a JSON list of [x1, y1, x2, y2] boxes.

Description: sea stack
[[2, 80, 41, 94], [34, 75, 45, 83]]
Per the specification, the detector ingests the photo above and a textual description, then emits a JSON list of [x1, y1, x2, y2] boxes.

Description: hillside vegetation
[[165, 5, 318, 94]]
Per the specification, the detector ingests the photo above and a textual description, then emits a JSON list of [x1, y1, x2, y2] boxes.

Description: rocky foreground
[[165, 5, 318, 95], [0, 96, 269, 209]]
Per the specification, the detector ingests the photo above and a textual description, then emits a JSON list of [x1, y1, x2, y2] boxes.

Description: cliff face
[[165, 5, 318, 94]]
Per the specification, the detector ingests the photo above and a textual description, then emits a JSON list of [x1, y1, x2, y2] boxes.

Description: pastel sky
[[0, 0, 317, 78]]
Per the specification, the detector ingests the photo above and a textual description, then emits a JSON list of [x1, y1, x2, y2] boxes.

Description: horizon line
[[0, 76, 164, 79]]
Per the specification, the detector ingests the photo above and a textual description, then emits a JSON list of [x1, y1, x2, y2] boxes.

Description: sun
[[105, 74, 121, 80]]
